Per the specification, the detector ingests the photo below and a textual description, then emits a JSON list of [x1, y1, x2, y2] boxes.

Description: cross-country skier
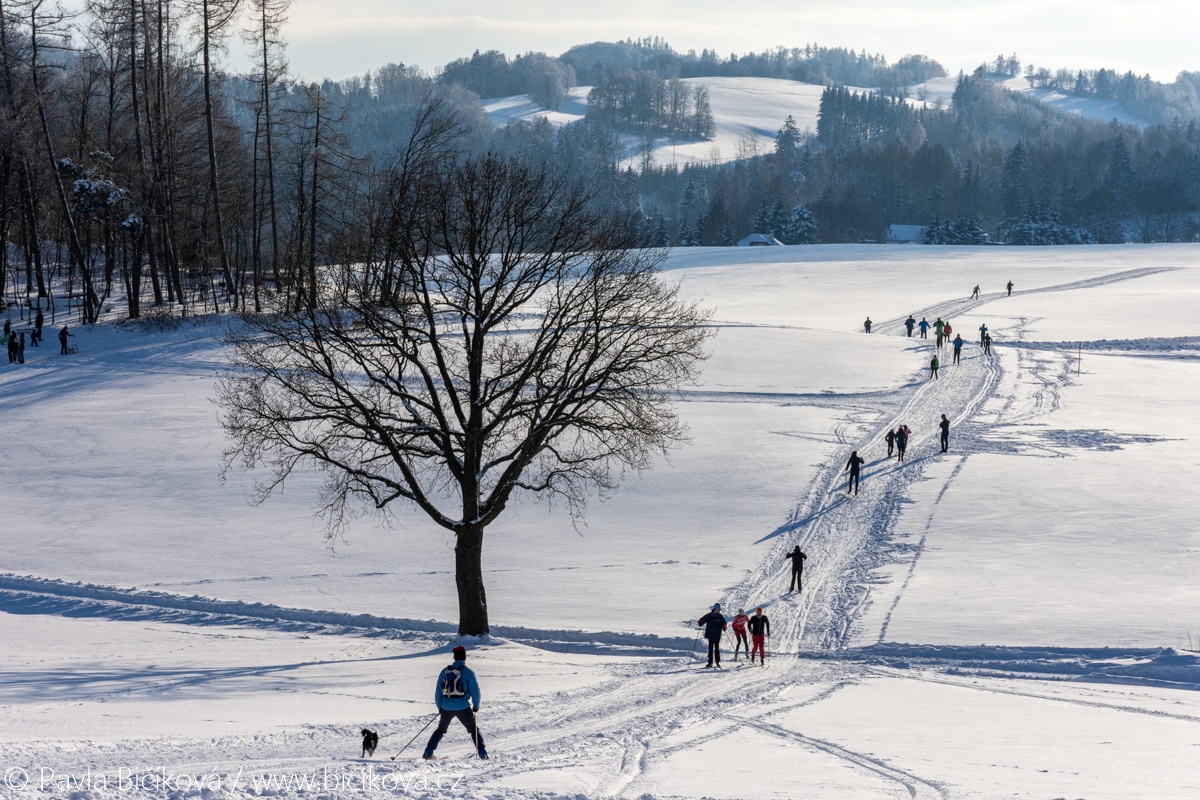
[[939, 414, 950, 453], [979, 323, 988, 346], [1006, 280, 1013, 296], [864, 317, 872, 333], [423, 645, 488, 760], [896, 425, 911, 462], [933, 317, 944, 347], [885, 427, 896, 457], [952, 334, 963, 364], [731, 609, 750, 660], [971, 284, 980, 299], [845, 451, 864, 495], [929, 355, 940, 380], [944, 321, 953, 340], [905, 316, 915, 336], [785, 545, 807, 592], [918, 318, 929, 339], [698, 604, 728, 668], [748, 607, 770, 665], [984, 333, 992, 355]]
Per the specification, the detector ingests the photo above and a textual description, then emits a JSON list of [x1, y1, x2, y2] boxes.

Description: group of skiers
[[2, 310, 74, 364], [692, 544, 808, 669]]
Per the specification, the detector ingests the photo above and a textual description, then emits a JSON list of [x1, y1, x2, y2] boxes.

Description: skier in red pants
[[748, 607, 770, 665]]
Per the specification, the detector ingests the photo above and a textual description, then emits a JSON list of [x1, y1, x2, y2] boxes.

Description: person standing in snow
[[984, 333, 992, 355], [845, 450, 864, 495], [58, 325, 71, 355], [785, 545, 807, 592], [939, 414, 950, 453], [943, 321, 953, 341], [731, 610, 750, 661], [929, 355, 940, 380], [17, 331, 25, 364], [933, 317, 944, 347], [918, 318, 929, 339], [34, 308, 43, 345], [905, 315, 915, 336], [885, 427, 896, 457], [896, 425, 911, 462], [952, 334, 964, 364], [979, 323, 988, 347], [864, 317, 872, 333], [971, 285, 980, 299], [6, 330, 16, 363], [1006, 280, 1014, 296], [698, 604, 728, 668], [748, 607, 770, 665], [423, 645, 487, 760]]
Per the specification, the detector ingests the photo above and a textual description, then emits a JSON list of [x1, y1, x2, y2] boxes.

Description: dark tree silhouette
[[218, 154, 711, 635]]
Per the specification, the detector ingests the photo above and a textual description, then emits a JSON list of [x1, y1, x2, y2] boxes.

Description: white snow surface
[[911, 75, 1152, 128], [2, 243, 1200, 798], [484, 77, 826, 166]]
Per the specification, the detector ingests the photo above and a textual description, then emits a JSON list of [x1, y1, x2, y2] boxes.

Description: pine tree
[[782, 204, 818, 244]]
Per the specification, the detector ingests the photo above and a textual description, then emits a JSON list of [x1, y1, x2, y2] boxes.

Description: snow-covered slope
[[484, 76, 827, 167], [2, 244, 1199, 799], [911, 75, 1151, 128]]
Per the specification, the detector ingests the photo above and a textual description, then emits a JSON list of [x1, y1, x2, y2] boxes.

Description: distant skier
[[896, 425, 911, 462], [17, 331, 25, 364], [864, 317, 872, 333], [845, 450, 865, 495], [952, 334, 963, 364], [698, 603, 728, 668], [58, 325, 71, 355], [1006, 280, 1014, 296], [933, 317, 944, 340], [785, 545, 807, 592], [918, 318, 929, 339], [944, 321, 953, 340], [939, 414, 950, 453], [34, 308, 43, 344], [885, 427, 896, 457], [929, 355, 940, 380], [423, 645, 487, 760], [748, 607, 770, 665], [971, 284, 980, 299], [984, 332, 992, 355], [731, 609, 750, 661], [979, 323, 988, 347], [6, 330, 16, 363], [905, 315, 915, 337]]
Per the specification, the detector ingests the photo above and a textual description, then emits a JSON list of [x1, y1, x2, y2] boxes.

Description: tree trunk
[[454, 523, 490, 636]]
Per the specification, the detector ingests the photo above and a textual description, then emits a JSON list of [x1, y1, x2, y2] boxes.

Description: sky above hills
[[278, 0, 1195, 82]]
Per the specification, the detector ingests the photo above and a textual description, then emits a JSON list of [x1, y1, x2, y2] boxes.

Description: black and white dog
[[361, 728, 379, 758]]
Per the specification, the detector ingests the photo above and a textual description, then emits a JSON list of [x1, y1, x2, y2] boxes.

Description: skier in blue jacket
[[423, 645, 488, 760]]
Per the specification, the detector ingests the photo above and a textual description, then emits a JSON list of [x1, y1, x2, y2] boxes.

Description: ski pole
[[687, 627, 701, 662], [471, 709, 484, 758], [390, 713, 439, 761]]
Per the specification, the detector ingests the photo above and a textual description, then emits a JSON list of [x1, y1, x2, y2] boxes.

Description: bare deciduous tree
[[218, 154, 711, 635]]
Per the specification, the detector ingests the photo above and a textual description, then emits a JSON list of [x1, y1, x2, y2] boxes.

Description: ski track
[[1, 266, 1189, 799]]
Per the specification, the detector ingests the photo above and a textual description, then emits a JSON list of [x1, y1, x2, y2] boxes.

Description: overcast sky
[[263, 0, 1195, 84]]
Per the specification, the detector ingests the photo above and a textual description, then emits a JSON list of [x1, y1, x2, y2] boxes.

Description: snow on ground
[[3, 243, 1200, 798], [483, 76, 826, 167], [910, 75, 1151, 128]]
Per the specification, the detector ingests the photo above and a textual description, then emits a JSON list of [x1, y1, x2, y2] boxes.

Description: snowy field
[[483, 77, 826, 167], [912, 75, 1151, 128], [2, 244, 1200, 799]]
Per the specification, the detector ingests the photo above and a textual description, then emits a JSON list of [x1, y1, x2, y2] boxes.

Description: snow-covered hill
[[484, 76, 827, 167], [911, 75, 1152, 128], [2, 244, 1199, 799]]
